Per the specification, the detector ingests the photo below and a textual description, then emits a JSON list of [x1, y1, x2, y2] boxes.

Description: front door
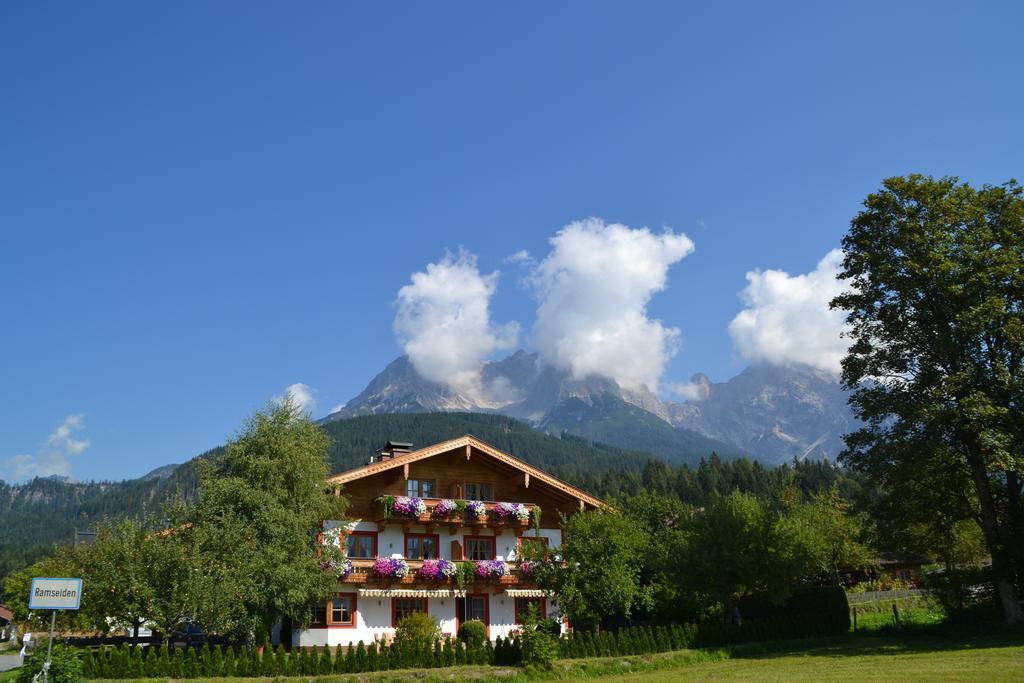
[[455, 593, 489, 637]]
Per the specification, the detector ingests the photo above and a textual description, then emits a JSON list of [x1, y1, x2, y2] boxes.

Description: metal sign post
[[28, 578, 83, 683]]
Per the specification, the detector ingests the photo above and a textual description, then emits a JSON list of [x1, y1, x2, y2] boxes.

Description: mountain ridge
[[329, 352, 858, 465]]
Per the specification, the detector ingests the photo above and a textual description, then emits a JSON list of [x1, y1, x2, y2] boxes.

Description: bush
[[519, 625, 558, 669], [18, 645, 83, 683], [457, 619, 487, 648], [394, 611, 441, 651]]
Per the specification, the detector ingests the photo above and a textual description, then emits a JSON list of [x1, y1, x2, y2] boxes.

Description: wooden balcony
[[373, 499, 538, 535], [341, 558, 531, 588]]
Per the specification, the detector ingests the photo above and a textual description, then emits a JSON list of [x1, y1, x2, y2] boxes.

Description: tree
[[783, 486, 875, 585], [74, 515, 193, 644], [676, 491, 805, 613], [832, 175, 1024, 623], [538, 509, 651, 626], [188, 397, 347, 640]]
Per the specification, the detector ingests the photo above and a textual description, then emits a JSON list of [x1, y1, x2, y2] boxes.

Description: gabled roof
[[328, 434, 609, 510]]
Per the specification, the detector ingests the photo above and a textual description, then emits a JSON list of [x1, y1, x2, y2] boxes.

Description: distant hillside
[[0, 459, 203, 583], [0, 412, 677, 585]]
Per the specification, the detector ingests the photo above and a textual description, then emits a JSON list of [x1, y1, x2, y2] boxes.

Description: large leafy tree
[[188, 398, 347, 641], [833, 175, 1024, 623], [537, 509, 651, 627], [74, 515, 193, 644]]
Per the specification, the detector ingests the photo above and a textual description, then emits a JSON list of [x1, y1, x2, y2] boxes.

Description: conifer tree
[[80, 649, 95, 679], [171, 647, 185, 678], [443, 637, 456, 667], [483, 638, 495, 665], [345, 642, 357, 672], [454, 638, 465, 665], [223, 647, 236, 678], [362, 642, 374, 672], [355, 641, 367, 672], [185, 648, 200, 678]]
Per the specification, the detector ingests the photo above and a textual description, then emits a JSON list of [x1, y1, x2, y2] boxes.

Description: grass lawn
[[591, 635, 1024, 682]]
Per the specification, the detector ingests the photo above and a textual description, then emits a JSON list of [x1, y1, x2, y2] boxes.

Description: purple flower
[[418, 559, 456, 581], [494, 502, 531, 522], [520, 560, 534, 577], [475, 560, 508, 579], [373, 557, 410, 578], [432, 499, 457, 518], [466, 500, 487, 519], [393, 496, 427, 517]]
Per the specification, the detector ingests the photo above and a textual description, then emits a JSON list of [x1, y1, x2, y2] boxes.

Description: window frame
[[406, 479, 437, 498], [464, 482, 494, 502], [404, 532, 441, 560], [463, 535, 496, 561], [392, 597, 429, 627], [345, 531, 378, 559], [327, 593, 357, 628]]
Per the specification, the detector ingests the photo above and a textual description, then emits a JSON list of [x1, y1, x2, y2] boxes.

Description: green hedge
[[78, 637, 502, 679]]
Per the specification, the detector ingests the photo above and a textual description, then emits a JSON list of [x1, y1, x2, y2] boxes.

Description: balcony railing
[[373, 498, 539, 533], [340, 558, 533, 587]]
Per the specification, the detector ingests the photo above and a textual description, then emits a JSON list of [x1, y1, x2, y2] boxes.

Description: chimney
[[372, 440, 413, 463]]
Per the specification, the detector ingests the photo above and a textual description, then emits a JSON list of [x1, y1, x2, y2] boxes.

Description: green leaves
[[187, 396, 348, 640], [834, 174, 1024, 624]]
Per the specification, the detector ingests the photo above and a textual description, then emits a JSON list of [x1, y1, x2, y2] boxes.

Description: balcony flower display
[[373, 557, 410, 578], [494, 502, 531, 523], [466, 500, 487, 519], [321, 557, 355, 579], [392, 496, 427, 517], [418, 559, 457, 581], [475, 560, 508, 579], [519, 560, 534, 578], [432, 499, 457, 519]]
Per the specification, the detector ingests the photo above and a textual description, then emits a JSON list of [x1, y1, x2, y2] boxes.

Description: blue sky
[[2, 2, 1022, 482]]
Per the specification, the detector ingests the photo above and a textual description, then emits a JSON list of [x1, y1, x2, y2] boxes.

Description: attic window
[[406, 479, 435, 498]]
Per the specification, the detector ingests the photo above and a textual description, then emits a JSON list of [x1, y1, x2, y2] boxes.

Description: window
[[346, 531, 378, 559], [328, 594, 356, 627], [393, 597, 428, 626], [464, 536, 495, 561], [464, 482, 494, 501], [405, 533, 440, 560], [406, 479, 436, 498], [517, 536, 549, 560], [515, 597, 546, 624], [310, 600, 327, 627]]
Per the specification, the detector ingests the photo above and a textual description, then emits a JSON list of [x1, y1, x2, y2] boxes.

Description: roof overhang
[[327, 434, 609, 510]]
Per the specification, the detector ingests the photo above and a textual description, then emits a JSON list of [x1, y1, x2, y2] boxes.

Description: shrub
[[18, 645, 83, 683], [394, 611, 441, 651], [520, 625, 558, 669], [457, 619, 487, 648]]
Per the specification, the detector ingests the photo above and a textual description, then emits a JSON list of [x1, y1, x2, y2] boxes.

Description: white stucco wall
[[294, 519, 565, 647]]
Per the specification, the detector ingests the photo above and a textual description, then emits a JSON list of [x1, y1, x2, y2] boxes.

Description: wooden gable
[[329, 435, 608, 528]]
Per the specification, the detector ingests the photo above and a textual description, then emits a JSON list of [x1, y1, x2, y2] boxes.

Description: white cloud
[[528, 218, 695, 392], [728, 248, 850, 375], [328, 403, 346, 415], [3, 414, 90, 482], [505, 249, 533, 266], [665, 380, 710, 402], [394, 249, 518, 398], [275, 383, 317, 413]]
